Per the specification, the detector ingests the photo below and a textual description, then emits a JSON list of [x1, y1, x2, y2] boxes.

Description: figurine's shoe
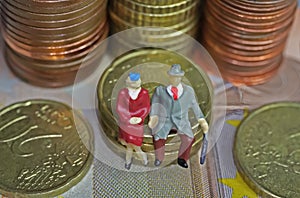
[[125, 162, 132, 170], [154, 159, 162, 166], [177, 158, 188, 168]]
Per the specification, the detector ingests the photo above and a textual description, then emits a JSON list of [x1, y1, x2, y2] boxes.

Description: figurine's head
[[126, 72, 141, 89], [168, 64, 184, 86]]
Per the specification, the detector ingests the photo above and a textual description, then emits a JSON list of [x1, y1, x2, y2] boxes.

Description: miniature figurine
[[116, 72, 150, 170], [148, 64, 209, 168]]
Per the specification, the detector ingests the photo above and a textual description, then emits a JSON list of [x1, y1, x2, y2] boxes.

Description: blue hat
[[168, 64, 185, 76], [129, 72, 140, 81]]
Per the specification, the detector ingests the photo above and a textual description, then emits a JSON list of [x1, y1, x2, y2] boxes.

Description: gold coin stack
[[108, 0, 202, 52], [0, 0, 109, 87], [97, 48, 212, 165], [201, 0, 298, 85]]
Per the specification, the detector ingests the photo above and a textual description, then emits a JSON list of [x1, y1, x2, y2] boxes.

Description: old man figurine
[[116, 72, 150, 170], [148, 64, 209, 168]]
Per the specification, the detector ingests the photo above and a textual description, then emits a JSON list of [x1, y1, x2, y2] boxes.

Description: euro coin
[[234, 102, 300, 198], [0, 99, 93, 197]]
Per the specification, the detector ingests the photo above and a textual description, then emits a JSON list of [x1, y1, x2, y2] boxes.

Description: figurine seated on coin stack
[[148, 64, 209, 168], [116, 72, 150, 170]]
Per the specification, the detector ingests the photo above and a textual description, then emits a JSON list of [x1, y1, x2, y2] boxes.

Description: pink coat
[[116, 88, 150, 146]]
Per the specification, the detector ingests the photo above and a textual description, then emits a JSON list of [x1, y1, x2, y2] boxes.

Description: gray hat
[[167, 64, 185, 76]]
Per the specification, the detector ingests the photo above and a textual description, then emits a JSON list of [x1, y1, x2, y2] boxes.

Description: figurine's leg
[[153, 138, 166, 166], [125, 145, 133, 170], [132, 145, 148, 166], [119, 138, 128, 146], [177, 134, 195, 168], [178, 134, 195, 161]]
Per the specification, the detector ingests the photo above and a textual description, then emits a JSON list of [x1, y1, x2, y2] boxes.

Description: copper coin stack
[[1, 0, 109, 87], [108, 0, 203, 52], [201, 0, 298, 85]]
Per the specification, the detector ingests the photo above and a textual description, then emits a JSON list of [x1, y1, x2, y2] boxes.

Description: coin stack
[[201, 0, 298, 85], [108, 0, 203, 52], [0, 0, 109, 87], [97, 48, 212, 165]]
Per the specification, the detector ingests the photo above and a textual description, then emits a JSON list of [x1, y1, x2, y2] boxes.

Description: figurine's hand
[[148, 116, 158, 129], [129, 117, 142, 125], [198, 118, 209, 134]]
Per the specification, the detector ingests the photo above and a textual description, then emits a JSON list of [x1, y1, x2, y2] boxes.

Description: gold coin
[[1, 0, 104, 28], [234, 102, 300, 198], [110, 16, 198, 40], [9, 0, 96, 14], [131, 0, 192, 6], [0, 99, 93, 197], [110, 0, 199, 26], [112, 0, 196, 14], [2, 0, 104, 21], [108, 35, 195, 58], [109, 8, 197, 30], [97, 48, 212, 164]]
